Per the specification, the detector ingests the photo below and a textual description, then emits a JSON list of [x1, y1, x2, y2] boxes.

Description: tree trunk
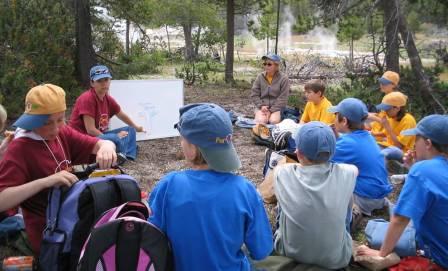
[[225, 0, 234, 83], [398, 8, 447, 114], [349, 37, 354, 71], [165, 25, 171, 54], [266, 37, 269, 54], [382, 0, 399, 72], [125, 19, 130, 56], [274, 0, 280, 54], [182, 23, 194, 60], [194, 26, 202, 57], [75, 0, 96, 88]]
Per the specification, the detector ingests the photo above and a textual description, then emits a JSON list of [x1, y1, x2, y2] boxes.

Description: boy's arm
[[116, 111, 145, 132], [380, 116, 403, 148], [0, 171, 78, 212], [92, 139, 117, 169], [83, 115, 103, 136], [245, 188, 274, 260], [300, 103, 310, 123]]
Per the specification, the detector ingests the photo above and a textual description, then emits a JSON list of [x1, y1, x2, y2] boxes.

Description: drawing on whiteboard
[[137, 102, 158, 133]]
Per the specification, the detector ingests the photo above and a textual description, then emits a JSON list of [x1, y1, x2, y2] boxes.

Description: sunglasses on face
[[263, 62, 274, 67], [92, 69, 109, 75]]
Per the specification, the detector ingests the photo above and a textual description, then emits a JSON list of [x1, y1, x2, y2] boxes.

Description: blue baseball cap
[[294, 121, 336, 162], [401, 114, 448, 145], [175, 103, 241, 172], [90, 65, 112, 81], [328, 98, 368, 123], [378, 77, 393, 85], [262, 54, 281, 63]]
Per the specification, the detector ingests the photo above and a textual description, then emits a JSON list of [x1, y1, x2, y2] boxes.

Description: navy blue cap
[[328, 98, 368, 123], [175, 103, 241, 172], [262, 54, 281, 63], [294, 121, 336, 162], [90, 65, 112, 81], [401, 114, 448, 145]]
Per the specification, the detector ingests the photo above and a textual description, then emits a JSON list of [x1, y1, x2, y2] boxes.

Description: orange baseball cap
[[376, 91, 408, 111], [13, 84, 66, 130], [378, 71, 400, 86]]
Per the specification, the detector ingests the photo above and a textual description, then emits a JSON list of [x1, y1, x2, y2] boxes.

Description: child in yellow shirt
[[299, 80, 335, 125], [373, 92, 416, 160], [370, 71, 400, 140]]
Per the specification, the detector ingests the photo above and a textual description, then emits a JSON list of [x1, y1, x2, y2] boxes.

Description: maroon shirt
[[69, 88, 121, 134], [0, 126, 98, 254]]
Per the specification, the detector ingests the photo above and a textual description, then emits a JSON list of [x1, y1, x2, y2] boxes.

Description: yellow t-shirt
[[266, 75, 273, 85], [377, 113, 416, 152], [300, 97, 335, 125]]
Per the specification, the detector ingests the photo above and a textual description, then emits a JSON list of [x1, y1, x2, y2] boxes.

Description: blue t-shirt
[[331, 130, 392, 199], [148, 169, 273, 271], [394, 156, 448, 268]]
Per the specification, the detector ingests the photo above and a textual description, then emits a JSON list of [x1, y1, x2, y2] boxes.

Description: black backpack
[[78, 201, 174, 271]]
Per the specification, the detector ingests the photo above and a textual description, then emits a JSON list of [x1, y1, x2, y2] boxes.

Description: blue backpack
[[39, 174, 141, 271]]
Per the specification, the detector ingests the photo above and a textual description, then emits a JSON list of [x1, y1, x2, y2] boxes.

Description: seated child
[[273, 121, 357, 269], [357, 114, 448, 269], [69, 65, 144, 160], [0, 84, 117, 255], [369, 71, 400, 140], [147, 103, 273, 271], [373, 92, 416, 160], [329, 98, 392, 217], [299, 80, 335, 125]]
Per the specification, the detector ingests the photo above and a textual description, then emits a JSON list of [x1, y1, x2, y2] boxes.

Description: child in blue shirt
[[357, 114, 448, 269], [148, 103, 273, 271], [329, 98, 392, 218]]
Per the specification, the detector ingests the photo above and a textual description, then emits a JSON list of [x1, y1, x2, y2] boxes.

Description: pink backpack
[[77, 201, 173, 271]]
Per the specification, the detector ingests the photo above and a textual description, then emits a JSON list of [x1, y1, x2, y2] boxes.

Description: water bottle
[[390, 174, 407, 185]]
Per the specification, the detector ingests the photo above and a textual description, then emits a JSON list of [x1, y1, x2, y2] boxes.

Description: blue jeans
[[99, 126, 137, 160], [365, 219, 416, 257], [381, 146, 403, 160]]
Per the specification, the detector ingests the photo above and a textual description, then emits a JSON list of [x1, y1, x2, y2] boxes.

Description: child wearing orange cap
[[373, 92, 416, 160], [369, 71, 401, 140], [0, 84, 117, 255]]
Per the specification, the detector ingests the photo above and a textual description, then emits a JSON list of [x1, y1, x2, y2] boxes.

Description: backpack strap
[[78, 220, 143, 271], [88, 180, 119, 219], [45, 188, 62, 231], [114, 178, 141, 203], [87, 176, 140, 219]]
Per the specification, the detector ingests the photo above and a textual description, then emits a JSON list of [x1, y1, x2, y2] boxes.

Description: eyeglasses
[[263, 63, 273, 67]]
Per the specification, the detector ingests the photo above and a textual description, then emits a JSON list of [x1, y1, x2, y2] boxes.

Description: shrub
[[175, 59, 224, 85]]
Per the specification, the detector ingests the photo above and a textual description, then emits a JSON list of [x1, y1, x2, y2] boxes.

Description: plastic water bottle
[[390, 174, 407, 185], [2, 256, 35, 271]]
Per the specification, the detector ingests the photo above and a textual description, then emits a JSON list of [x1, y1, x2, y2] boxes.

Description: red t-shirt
[[0, 125, 98, 254], [69, 88, 121, 134]]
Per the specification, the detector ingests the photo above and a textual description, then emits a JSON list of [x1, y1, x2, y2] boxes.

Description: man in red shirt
[[69, 65, 144, 160], [0, 84, 117, 255]]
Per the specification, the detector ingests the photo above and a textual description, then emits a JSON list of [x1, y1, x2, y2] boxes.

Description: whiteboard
[[108, 80, 183, 141]]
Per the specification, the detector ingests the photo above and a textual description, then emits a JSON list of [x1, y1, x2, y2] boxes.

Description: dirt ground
[[126, 85, 265, 192]]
